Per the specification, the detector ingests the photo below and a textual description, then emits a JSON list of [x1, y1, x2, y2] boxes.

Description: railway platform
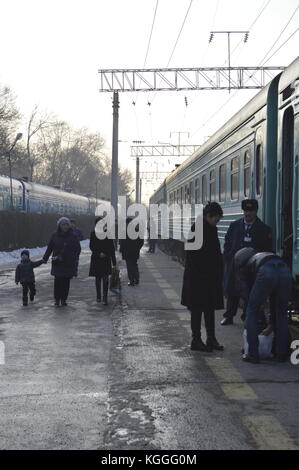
[[0, 243, 298, 450]]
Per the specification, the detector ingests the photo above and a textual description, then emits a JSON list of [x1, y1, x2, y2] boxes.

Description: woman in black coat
[[43, 217, 81, 306], [89, 217, 116, 305], [181, 202, 224, 351]]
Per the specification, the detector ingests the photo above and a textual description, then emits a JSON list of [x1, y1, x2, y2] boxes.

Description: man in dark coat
[[15, 249, 45, 306], [119, 218, 144, 286], [89, 217, 116, 305], [221, 199, 273, 325], [181, 202, 224, 352], [43, 217, 81, 306]]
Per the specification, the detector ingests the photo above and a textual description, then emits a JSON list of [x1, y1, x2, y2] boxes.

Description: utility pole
[[136, 156, 140, 203], [111, 91, 119, 221], [209, 31, 249, 93]]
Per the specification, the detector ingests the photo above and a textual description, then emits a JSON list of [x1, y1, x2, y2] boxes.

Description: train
[[0, 175, 107, 215], [150, 56, 299, 281]]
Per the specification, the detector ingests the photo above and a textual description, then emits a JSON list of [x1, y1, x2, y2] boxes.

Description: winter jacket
[[15, 259, 44, 283], [43, 228, 81, 278], [119, 237, 144, 261], [223, 217, 273, 296], [181, 218, 224, 311], [89, 231, 116, 277]]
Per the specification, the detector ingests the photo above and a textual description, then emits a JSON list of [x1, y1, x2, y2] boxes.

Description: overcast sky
[[0, 0, 298, 201]]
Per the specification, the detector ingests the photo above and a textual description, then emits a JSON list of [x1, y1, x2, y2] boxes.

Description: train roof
[[0, 175, 23, 190], [23, 181, 89, 201], [279, 56, 299, 93], [151, 61, 295, 199], [165, 79, 280, 186]]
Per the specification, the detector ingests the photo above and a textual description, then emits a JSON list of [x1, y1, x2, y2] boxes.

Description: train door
[[281, 106, 294, 269]]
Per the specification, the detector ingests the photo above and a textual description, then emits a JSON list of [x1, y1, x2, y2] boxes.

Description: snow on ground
[[0, 240, 90, 266]]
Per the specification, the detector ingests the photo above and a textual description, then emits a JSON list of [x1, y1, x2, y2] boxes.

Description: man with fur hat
[[221, 199, 273, 325], [15, 249, 45, 306]]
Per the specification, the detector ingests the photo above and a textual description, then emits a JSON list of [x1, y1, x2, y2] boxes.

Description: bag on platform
[[243, 329, 274, 359], [110, 267, 120, 291]]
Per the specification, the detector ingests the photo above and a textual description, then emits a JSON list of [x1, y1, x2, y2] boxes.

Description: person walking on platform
[[221, 199, 273, 326], [43, 217, 81, 307], [147, 217, 157, 253], [234, 247, 292, 363], [15, 250, 45, 306], [181, 202, 224, 352], [89, 217, 116, 305], [119, 217, 144, 286]]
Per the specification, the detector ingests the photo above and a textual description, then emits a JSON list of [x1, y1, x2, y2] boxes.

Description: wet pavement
[[0, 246, 298, 449]]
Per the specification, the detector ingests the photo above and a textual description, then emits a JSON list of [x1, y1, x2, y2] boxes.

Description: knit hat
[[57, 217, 71, 226], [21, 249, 30, 257]]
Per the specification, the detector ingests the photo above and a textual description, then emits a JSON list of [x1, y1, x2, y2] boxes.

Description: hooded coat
[[181, 218, 224, 311], [43, 227, 81, 278]]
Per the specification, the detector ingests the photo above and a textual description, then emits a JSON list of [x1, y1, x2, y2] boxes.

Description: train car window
[[176, 189, 180, 204], [195, 178, 200, 203], [256, 144, 263, 196], [219, 164, 226, 202], [244, 151, 251, 197], [202, 174, 207, 204], [184, 185, 188, 204], [180, 187, 183, 205], [231, 157, 239, 200], [189, 181, 193, 204], [209, 169, 216, 201]]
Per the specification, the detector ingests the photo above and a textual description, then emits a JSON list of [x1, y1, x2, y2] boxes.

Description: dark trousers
[[246, 262, 292, 357], [223, 295, 240, 319], [54, 277, 71, 301], [95, 276, 109, 300], [21, 281, 36, 303], [190, 307, 215, 340], [126, 259, 139, 284], [148, 240, 156, 253]]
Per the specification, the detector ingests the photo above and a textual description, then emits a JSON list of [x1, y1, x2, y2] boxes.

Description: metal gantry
[[130, 144, 200, 158], [131, 144, 201, 203], [99, 66, 285, 92]]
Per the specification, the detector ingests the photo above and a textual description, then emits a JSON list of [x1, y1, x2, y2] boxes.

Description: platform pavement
[[110, 245, 299, 450], [0, 244, 298, 450]]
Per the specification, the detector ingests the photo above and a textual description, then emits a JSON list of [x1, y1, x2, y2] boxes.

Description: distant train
[[0, 175, 107, 215], [150, 56, 299, 280]]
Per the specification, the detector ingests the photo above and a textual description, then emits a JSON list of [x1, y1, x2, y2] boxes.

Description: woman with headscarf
[[43, 217, 81, 306]]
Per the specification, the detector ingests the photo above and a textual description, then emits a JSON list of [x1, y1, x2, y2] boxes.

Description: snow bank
[[0, 239, 90, 266]]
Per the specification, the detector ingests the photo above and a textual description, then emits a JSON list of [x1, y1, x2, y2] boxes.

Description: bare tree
[[25, 105, 54, 180], [0, 84, 20, 174]]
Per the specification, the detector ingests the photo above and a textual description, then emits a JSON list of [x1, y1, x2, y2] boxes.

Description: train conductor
[[221, 198, 273, 325]]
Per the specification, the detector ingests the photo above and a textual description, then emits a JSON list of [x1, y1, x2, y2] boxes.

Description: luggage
[[243, 329, 274, 359], [109, 267, 120, 292]]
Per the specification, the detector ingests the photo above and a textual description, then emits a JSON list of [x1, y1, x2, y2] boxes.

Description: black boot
[[191, 337, 213, 352], [206, 337, 224, 351]]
